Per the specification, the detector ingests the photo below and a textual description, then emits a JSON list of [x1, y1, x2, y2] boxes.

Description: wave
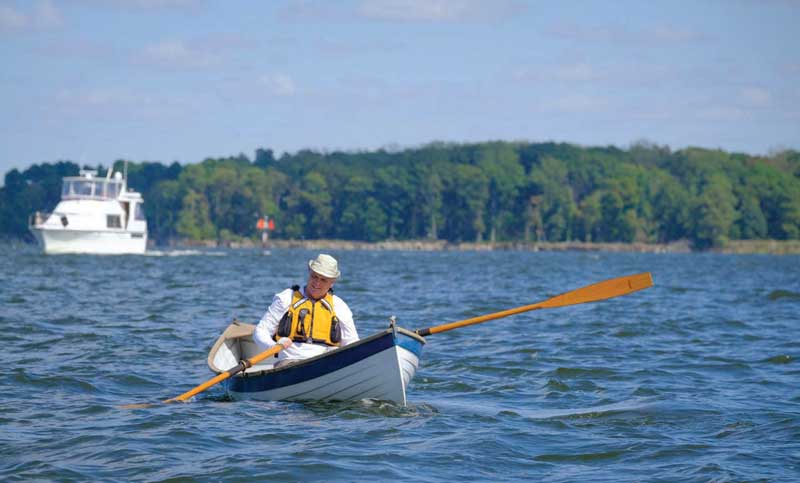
[[762, 354, 794, 364], [767, 289, 800, 301]]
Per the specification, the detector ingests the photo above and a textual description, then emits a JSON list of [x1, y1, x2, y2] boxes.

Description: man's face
[[306, 270, 335, 299]]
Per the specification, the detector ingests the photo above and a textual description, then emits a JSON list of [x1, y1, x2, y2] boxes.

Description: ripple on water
[[534, 447, 630, 462], [545, 378, 570, 391], [762, 354, 793, 364], [297, 398, 439, 420], [767, 289, 800, 301], [613, 329, 644, 337], [548, 366, 619, 379], [12, 369, 98, 394]]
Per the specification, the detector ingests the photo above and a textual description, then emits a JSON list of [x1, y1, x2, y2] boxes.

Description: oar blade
[[537, 272, 653, 309]]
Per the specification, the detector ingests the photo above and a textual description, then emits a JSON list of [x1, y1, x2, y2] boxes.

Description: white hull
[[236, 344, 420, 405], [31, 227, 147, 255]]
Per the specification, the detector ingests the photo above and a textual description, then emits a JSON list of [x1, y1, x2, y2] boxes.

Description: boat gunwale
[[208, 322, 425, 378]]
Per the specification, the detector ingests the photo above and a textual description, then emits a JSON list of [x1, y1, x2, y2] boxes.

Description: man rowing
[[254, 254, 359, 367]]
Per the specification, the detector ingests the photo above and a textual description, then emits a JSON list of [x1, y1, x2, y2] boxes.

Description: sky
[[1, 0, 799, 177]]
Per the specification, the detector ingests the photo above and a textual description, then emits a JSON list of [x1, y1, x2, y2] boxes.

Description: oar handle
[[416, 272, 653, 336], [164, 343, 285, 403]]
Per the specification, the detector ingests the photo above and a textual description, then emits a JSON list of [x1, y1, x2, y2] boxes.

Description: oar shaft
[[164, 344, 284, 403], [417, 302, 545, 336], [167, 371, 233, 402], [416, 272, 653, 337]]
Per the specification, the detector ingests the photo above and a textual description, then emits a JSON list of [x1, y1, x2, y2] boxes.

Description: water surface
[[1, 246, 798, 481]]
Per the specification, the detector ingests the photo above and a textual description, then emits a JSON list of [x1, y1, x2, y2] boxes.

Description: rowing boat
[[207, 320, 426, 406], [119, 273, 651, 410]]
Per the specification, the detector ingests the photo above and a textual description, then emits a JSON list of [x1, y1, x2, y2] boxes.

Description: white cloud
[[55, 87, 154, 109], [34, 1, 62, 28], [145, 40, 190, 62], [0, 5, 28, 31], [786, 63, 800, 74], [550, 23, 706, 46], [740, 87, 772, 107], [0, 1, 62, 32], [554, 63, 599, 82], [516, 62, 604, 83], [51, 86, 194, 123], [76, 0, 203, 11], [139, 39, 217, 68], [540, 94, 612, 114], [279, 0, 345, 21], [696, 105, 747, 122], [125, 0, 198, 7], [649, 26, 704, 43], [356, 0, 523, 22], [259, 74, 297, 97]]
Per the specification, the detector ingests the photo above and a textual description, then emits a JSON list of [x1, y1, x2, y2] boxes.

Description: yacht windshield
[[62, 179, 122, 200]]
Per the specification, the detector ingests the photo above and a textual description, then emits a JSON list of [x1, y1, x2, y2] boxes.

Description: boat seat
[[238, 337, 276, 373], [244, 363, 275, 373]]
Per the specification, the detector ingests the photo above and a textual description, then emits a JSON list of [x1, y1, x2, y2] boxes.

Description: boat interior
[[208, 321, 278, 374]]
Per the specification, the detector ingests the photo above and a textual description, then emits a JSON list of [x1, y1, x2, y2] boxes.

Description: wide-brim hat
[[308, 253, 340, 279]]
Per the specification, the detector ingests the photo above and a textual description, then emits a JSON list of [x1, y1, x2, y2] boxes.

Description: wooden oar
[[415, 272, 653, 337], [120, 343, 286, 409]]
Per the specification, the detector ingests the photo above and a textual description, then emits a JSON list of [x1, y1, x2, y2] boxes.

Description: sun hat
[[308, 253, 340, 279]]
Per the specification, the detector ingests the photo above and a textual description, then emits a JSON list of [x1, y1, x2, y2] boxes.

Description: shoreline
[[166, 238, 800, 255]]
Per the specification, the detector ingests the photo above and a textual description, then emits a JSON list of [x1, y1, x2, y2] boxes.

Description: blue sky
[[1, 0, 798, 176]]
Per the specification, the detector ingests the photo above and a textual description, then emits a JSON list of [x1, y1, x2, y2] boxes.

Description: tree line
[[2, 141, 799, 250]]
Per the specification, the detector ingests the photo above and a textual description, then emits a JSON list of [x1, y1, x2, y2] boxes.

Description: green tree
[[476, 142, 524, 241], [147, 179, 183, 243], [691, 174, 738, 249], [528, 157, 576, 241], [597, 190, 635, 242], [413, 158, 445, 240], [777, 188, 800, 239], [282, 170, 332, 239], [336, 174, 379, 240], [735, 192, 768, 239], [375, 164, 414, 239], [176, 190, 215, 240], [441, 163, 488, 242], [650, 173, 691, 243], [574, 192, 602, 242]]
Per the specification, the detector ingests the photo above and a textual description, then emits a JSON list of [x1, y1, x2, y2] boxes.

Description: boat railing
[[29, 211, 51, 227]]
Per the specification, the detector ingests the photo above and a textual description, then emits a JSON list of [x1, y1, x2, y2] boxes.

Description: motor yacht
[[29, 169, 147, 254]]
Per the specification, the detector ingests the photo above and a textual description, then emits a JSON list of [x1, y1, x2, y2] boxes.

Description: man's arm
[[334, 296, 359, 345], [253, 290, 291, 350]]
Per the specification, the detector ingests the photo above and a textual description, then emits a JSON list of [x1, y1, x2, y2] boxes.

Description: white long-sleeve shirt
[[253, 287, 359, 362]]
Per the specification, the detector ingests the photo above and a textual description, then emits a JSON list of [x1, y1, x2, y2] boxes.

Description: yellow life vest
[[275, 286, 342, 346]]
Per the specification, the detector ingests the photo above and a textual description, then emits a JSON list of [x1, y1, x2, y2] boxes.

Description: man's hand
[[277, 337, 292, 349]]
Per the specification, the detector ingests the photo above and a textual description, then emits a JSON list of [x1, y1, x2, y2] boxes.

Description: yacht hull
[[31, 227, 147, 255]]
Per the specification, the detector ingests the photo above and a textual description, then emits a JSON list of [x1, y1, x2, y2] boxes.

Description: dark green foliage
[[2, 143, 799, 250], [1, 161, 79, 239]]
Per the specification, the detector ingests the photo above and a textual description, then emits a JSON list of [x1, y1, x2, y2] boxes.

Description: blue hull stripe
[[398, 337, 423, 358]]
